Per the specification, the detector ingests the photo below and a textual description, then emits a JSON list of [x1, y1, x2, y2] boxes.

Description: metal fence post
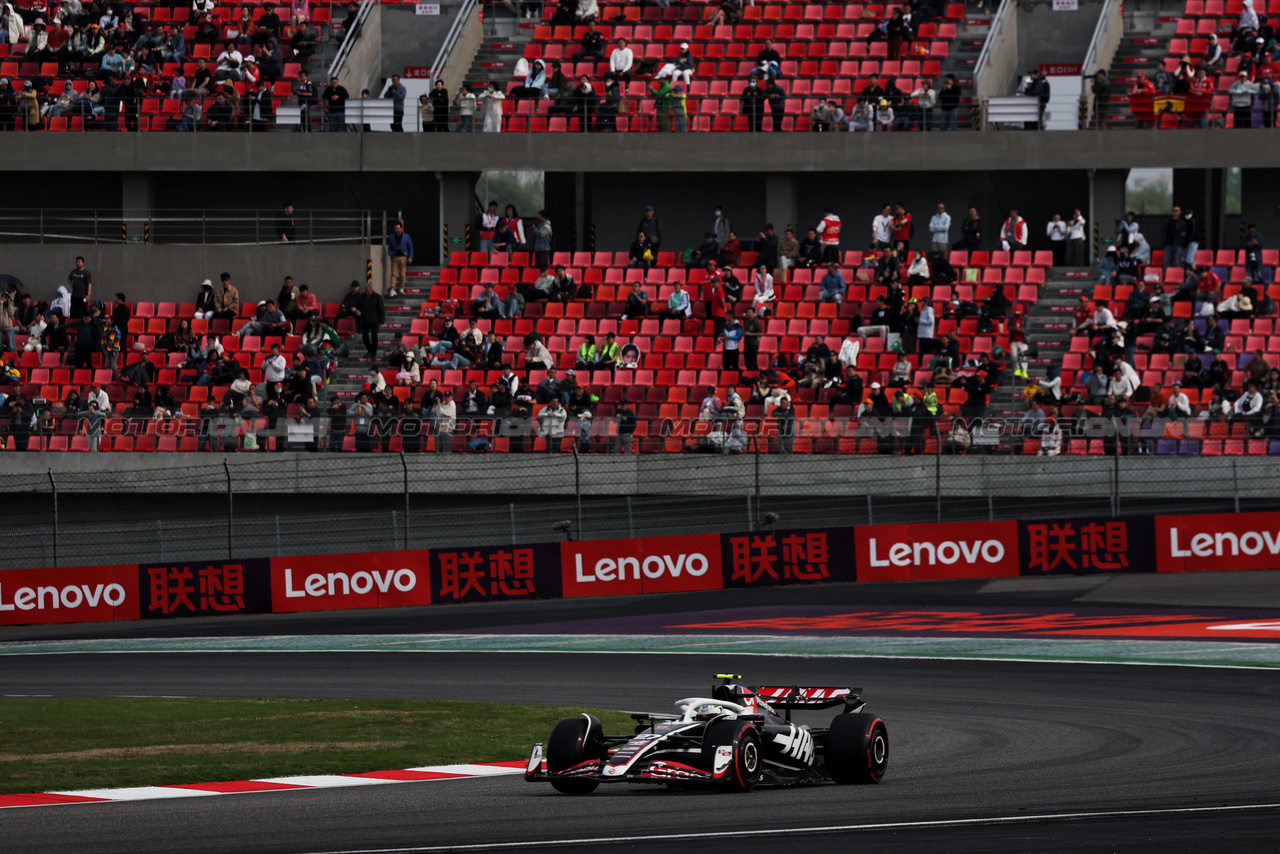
[[47, 469, 58, 568], [1113, 434, 1120, 517], [1233, 458, 1240, 514], [934, 436, 942, 523], [753, 433, 762, 530], [572, 444, 583, 540], [223, 460, 233, 559], [401, 452, 410, 551]]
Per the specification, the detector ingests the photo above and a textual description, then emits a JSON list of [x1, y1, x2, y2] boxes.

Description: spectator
[[571, 21, 606, 64], [871, 204, 894, 250], [742, 306, 762, 372], [956, 207, 981, 252], [612, 398, 636, 454], [623, 281, 649, 319], [1064, 209, 1087, 266], [538, 398, 567, 452], [385, 221, 413, 298], [1161, 205, 1188, 269], [606, 38, 633, 82], [771, 395, 795, 453], [755, 223, 779, 273], [637, 205, 661, 252], [67, 256, 92, 319], [929, 204, 951, 253], [357, 282, 384, 358], [427, 79, 450, 131], [819, 263, 847, 302], [721, 230, 742, 267], [1000, 209, 1027, 251], [1046, 214, 1068, 266], [386, 74, 406, 132], [1241, 223, 1265, 282], [708, 0, 742, 28], [720, 316, 743, 371], [524, 333, 552, 371], [816, 208, 843, 263], [480, 82, 505, 132], [1230, 71, 1260, 129], [689, 233, 720, 268], [322, 75, 348, 131], [778, 228, 800, 273], [659, 281, 692, 320], [432, 389, 456, 453], [911, 79, 936, 130], [938, 75, 961, 130], [751, 265, 776, 315], [650, 77, 676, 131]]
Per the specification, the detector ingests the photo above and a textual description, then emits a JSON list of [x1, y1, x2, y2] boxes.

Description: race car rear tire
[[825, 712, 888, 784], [701, 720, 762, 792], [547, 716, 604, 795]]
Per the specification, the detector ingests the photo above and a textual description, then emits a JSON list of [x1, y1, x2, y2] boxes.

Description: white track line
[[298, 802, 1280, 853]]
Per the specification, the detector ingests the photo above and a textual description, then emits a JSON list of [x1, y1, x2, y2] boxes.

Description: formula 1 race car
[[524, 675, 888, 793]]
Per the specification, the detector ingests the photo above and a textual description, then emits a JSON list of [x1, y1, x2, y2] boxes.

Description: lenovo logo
[[867, 538, 1006, 567], [283, 568, 418, 598], [560, 535, 724, 597], [574, 552, 710, 583], [1167, 527, 1280, 559], [0, 582, 127, 612], [856, 521, 1019, 582]]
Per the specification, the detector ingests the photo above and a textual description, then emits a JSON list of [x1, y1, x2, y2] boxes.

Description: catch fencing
[[2, 450, 1279, 571]]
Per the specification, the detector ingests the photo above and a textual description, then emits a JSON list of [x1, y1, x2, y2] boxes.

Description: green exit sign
[[127, 236, 144, 243]]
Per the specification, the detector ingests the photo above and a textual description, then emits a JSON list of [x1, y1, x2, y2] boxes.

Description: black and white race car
[[524, 674, 888, 793]]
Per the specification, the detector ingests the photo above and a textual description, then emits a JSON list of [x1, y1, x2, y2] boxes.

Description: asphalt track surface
[[3, 573, 1280, 853]]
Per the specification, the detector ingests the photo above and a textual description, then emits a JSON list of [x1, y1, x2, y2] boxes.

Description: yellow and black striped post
[[143, 222, 150, 245], [1092, 222, 1100, 262], [465, 223, 472, 252], [1078, 99, 1088, 130], [589, 223, 596, 252], [121, 223, 127, 244], [442, 224, 448, 260], [970, 104, 982, 131], [366, 259, 373, 286]]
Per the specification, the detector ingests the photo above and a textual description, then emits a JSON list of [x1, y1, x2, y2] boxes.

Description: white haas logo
[[773, 725, 814, 765], [574, 552, 709, 582]]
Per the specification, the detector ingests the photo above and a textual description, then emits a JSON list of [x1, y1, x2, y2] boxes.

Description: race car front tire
[[547, 715, 604, 794], [825, 712, 888, 784], [701, 720, 762, 792]]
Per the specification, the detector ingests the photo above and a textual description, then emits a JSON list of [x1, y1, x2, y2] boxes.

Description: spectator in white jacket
[[434, 390, 456, 453], [607, 39, 633, 82], [1166, 382, 1192, 417], [928, 204, 951, 252], [538, 398, 567, 452]]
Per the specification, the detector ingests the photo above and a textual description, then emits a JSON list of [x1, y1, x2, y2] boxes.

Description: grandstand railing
[[430, 0, 480, 88], [0, 209, 391, 245], [974, 0, 1018, 110], [1079, 0, 1125, 129], [328, 0, 379, 81]]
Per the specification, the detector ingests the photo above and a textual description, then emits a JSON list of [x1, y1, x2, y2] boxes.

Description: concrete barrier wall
[[1, 245, 372, 304]]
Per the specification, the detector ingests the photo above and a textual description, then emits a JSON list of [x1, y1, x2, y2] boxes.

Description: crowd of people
[[0, 0, 343, 131], [1091, 0, 1280, 128]]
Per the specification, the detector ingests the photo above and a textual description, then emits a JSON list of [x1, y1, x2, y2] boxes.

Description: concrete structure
[[0, 245, 381, 303], [5, 133, 1278, 264]]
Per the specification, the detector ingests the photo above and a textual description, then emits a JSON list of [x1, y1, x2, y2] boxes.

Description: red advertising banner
[[0, 564, 138, 626], [1019, 516, 1156, 575], [140, 559, 273, 619], [721, 528, 857, 588], [1155, 512, 1280, 573], [429, 543, 560, 605], [561, 534, 723, 598], [271, 550, 432, 613], [855, 521, 1019, 582]]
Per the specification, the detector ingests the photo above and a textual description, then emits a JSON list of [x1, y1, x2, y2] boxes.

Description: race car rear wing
[[751, 685, 863, 711]]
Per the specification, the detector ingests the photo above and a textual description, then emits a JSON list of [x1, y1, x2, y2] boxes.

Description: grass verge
[[0, 697, 634, 794]]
